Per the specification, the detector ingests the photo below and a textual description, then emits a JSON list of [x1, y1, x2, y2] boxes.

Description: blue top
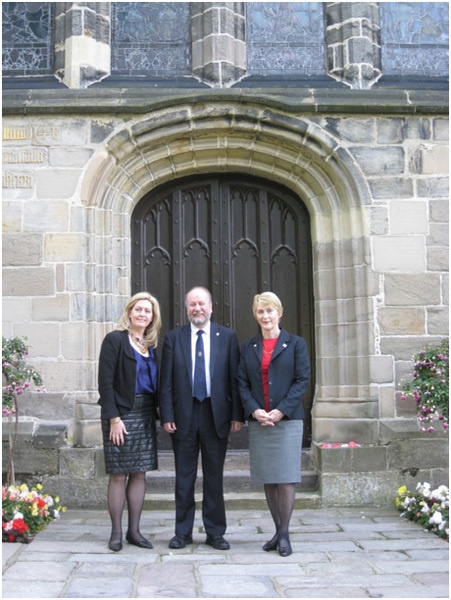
[[133, 347, 157, 394]]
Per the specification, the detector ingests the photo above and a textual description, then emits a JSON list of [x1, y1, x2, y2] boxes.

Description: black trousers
[[171, 398, 228, 537]]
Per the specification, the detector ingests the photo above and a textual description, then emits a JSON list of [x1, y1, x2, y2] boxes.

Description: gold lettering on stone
[[2, 127, 32, 140], [3, 149, 46, 164], [2, 172, 33, 188]]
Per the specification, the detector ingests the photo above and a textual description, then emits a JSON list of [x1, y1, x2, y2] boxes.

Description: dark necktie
[[193, 330, 207, 401]]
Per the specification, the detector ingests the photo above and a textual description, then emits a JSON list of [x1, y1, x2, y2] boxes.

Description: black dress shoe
[[262, 535, 279, 552], [206, 535, 230, 550], [168, 534, 193, 549], [278, 537, 292, 557], [126, 532, 153, 549]]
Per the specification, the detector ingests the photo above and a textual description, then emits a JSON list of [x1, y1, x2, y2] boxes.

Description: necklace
[[130, 334, 148, 354]]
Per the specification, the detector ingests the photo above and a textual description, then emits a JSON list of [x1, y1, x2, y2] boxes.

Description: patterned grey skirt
[[102, 394, 158, 474], [248, 419, 303, 484]]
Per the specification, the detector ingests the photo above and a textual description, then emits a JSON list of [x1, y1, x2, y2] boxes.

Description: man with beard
[[159, 287, 244, 550]]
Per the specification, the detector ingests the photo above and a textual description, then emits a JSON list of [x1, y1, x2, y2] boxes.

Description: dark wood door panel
[[132, 174, 315, 445]]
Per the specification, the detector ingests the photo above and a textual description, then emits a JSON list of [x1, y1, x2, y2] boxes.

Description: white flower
[[12, 511, 24, 521], [421, 504, 431, 514], [429, 511, 444, 526], [416, 482, 431, 498]]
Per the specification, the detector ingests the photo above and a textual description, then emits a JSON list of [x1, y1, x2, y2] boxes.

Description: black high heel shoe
[[262, 535, 279, 552], [126, 532, 153, 549]]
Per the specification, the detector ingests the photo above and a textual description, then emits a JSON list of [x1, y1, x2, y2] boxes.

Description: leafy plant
[[2, 336, 45, 485], [2, 483, 66, 543], [400, 338, 449, 433], [396, 483, 449, 541]]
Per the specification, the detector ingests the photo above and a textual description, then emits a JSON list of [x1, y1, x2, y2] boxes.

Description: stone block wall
[[2, 88, 448, 505]]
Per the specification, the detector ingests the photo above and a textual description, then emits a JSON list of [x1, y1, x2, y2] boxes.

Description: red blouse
[[261, 338, 278, 412]]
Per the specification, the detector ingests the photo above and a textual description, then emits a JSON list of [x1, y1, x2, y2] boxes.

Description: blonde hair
[[252, 292, 283, 320], [118, 292, 162, 348]]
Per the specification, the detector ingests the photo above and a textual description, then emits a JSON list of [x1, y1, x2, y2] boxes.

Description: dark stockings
[[108, 472, 146, 544], [264, 482, 296, 544]]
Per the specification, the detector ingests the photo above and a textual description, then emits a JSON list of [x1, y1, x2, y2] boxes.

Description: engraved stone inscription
[[2, 172, 33, 188], [33, 125, 61, 143], [3, 149, 46, 164], [3, 126, 32, 140]]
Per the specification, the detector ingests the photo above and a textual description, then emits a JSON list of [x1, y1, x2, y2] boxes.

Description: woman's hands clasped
[[252, 408, 284, 426]]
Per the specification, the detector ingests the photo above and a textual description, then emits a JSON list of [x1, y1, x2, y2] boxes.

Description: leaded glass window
[[2, 2, 54, 74], [381, 2, 449, 77], [246, 2, 326, 76], [111, 2, 191, 76]]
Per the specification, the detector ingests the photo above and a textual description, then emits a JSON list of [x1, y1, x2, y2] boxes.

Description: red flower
[[13, 519, 29, 534]]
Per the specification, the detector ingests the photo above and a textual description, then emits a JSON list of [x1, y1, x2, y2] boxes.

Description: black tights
[[264, 482, 296, 542], [108, 472, 146, 544]]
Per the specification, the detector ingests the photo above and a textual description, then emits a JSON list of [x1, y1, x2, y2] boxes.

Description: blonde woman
[[98, 292, 162, 552], [237, 292, 310, 557]]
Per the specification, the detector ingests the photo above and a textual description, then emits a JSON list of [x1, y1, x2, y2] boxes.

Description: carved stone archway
[[82, 99, 377, 444]]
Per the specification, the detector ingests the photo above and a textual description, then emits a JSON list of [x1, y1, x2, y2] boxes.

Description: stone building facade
[[2, 2, 449, 506]]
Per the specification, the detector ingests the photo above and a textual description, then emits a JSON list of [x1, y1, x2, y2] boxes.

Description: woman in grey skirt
[[237, 292, 310, 557], [98, 292, 162, 552]]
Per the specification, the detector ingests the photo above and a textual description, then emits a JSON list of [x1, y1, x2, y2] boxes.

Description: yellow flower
[[398, 485, 407, 495]]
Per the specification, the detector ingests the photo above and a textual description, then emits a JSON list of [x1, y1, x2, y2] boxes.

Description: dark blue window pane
[[381, 2, 449, 76], [111, 2, 191, 76], [247, 2, 326, 76], [2, 2, 53, 74]]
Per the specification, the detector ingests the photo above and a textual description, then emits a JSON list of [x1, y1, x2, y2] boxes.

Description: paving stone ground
[[2, 507, 449, 598]]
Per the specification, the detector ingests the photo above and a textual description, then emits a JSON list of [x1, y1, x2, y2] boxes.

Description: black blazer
[[98, 329, 154, 420], [159, 322, 244, 439], [237, 329, 310, 420]]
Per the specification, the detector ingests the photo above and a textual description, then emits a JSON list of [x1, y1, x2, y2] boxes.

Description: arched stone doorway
[[131, 174, 315, 445], [83, 98, 376, 445]]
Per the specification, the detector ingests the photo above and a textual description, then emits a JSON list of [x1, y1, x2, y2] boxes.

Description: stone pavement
[[2, 506, 449, 598]]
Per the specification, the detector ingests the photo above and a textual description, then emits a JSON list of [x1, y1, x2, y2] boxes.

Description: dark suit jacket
[[97, 329, 143, 420], [237, 329, 310, 420], [159, 322, 244, 439]]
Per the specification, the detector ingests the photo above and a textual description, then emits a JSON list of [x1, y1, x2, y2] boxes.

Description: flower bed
[[396, 482, 449, 541], [2, 483, 66, 543]]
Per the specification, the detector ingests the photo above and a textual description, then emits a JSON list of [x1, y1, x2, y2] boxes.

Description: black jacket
[[97, 329, 156, 420], [159, 322, 244, 439], [237, 328, 310, 420]]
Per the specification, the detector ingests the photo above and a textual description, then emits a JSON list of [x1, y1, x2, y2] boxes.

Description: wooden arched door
[[132, 174, 315, 445]]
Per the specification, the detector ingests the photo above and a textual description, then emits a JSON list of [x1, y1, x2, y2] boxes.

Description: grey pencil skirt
[[248, 419, 303, 484], [102, 394, 158, 474]]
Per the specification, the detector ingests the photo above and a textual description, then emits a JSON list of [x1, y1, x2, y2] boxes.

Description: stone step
[[146, 449, 318, 496], [144, 491, 322, 511]]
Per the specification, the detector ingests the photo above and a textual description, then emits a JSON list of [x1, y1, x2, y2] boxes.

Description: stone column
[[191, 2, 246, 88], [54, 2, 111, 89], [325, 2, 381, 89]]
